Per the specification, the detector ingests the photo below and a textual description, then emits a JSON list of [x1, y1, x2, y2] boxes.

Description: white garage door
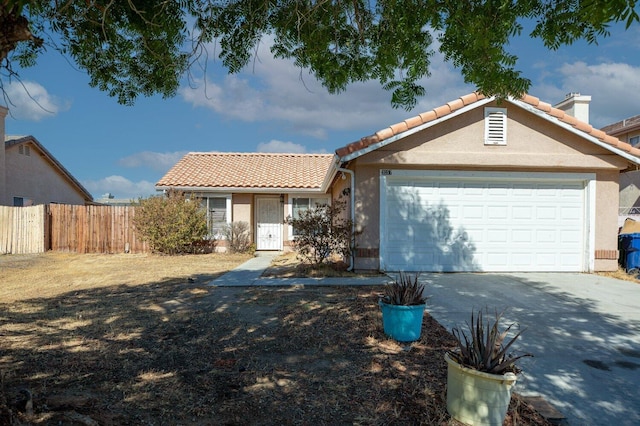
[[380, 171, 592, 272]]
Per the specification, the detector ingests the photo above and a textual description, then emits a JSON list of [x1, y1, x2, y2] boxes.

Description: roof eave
[[154, 185, 328, 194], [606, 123, 640, 137], [510, 97, 640, 166], [320, 154, 341, 192]]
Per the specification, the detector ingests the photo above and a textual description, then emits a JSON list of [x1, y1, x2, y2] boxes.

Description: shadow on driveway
[[422, 272, 640, 426]]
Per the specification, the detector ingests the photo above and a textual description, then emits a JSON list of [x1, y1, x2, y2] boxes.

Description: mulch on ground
[[0, 277, 551, 425]]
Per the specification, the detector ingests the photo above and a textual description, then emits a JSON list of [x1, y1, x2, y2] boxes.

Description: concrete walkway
[[207, 252, 392, 287]]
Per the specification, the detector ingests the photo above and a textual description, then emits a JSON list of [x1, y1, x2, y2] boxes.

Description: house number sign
[[381, 169, 392, 175]]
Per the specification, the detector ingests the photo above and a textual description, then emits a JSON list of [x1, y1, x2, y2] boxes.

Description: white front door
[[256, 197, 282, 250]]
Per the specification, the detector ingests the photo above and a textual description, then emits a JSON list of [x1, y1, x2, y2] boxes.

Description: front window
[[291, 197, 329, 236], [200, 196, 230, 238]]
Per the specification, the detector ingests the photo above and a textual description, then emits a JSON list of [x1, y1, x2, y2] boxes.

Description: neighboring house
[[2, 139, 93, 207], [0, 104, 92, 206], [4, 135, 93, 206], [158, 92, 640, 273], [95, 193, 138, 206], [601, 114, 640, 147], [601, 114, 640, 215]]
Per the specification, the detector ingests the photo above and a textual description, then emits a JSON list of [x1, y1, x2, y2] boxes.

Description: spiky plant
[[449, 308, 532, 375], [381, 272, 428, 306]]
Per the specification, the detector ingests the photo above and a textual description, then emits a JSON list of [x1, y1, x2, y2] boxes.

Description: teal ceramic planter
[[379, 301, 426, 342]]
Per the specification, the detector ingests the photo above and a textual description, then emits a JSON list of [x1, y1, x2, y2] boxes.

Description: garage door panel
[[462, 205, 484, 219], [512, 229, 533, 243], [487, 229, 508, 243], [487, 205, 509, 220], [512, 206, 533, 219], [560, 229, 582, 243], [382, 174, 586, 272], [536, 206, 557, 220]]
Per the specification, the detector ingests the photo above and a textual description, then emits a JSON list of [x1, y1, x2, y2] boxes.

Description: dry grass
[[0, 252, 551, 425], [0, 251, 253, 302], [596, 267, 640, 284]]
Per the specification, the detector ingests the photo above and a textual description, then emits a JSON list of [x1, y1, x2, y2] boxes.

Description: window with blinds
[[200, 196, 229, 238]]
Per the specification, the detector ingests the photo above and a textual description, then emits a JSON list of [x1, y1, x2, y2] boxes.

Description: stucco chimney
[[554, 92, 591, 124]]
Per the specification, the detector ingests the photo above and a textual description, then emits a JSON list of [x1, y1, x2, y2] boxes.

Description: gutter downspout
[[337, 166, 355, 271]]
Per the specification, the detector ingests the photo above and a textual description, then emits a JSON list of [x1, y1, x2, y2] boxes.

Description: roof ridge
[[335, 91, 640, 159], [187, 151, 333, 157]]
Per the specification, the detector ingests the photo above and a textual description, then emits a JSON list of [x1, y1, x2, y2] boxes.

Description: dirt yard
[[0, 252, 552, 425]]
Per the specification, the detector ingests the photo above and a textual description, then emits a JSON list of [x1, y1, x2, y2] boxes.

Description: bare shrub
[[222, 221, 253, 253], [286, 198, 358, 266]]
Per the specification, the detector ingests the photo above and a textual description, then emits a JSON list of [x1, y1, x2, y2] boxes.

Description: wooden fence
[[0, 204, 149, 255], [0, 205, 48, 254]]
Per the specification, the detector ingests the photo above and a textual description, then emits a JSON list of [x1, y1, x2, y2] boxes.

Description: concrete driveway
[[421, 272, 640, 426]]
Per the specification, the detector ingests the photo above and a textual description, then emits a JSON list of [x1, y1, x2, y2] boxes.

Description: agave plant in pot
[[379, 272, 429, 342], [445, 308, 533, 426]]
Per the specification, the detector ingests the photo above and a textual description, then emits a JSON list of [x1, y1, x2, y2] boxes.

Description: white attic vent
[[484, 108, 507, 145]]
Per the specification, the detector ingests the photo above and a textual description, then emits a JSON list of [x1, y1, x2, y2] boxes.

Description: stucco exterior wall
[[349, 100, 626, 272], [595, 171, 621, 271], [0, 107, 7, 205], [232, 193, 252, 224], [5, 142, 88, 205]]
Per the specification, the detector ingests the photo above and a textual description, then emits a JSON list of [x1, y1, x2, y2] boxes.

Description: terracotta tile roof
[[335, 92, 640, 159], [156, 152, 334, 190]]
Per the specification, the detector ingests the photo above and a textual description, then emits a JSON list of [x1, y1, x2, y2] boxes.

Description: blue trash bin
[[619, 234, 630, 269], [622, 233, 640, 272]]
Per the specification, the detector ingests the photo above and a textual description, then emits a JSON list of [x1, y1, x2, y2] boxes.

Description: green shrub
[[285, 198, 358, 266], [449, 308, 533, 374], [134, 190, 209, 254], [381, 272, 428, 306], [222, 221, 253, 253]]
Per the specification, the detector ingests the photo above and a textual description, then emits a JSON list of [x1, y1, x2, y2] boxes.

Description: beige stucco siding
[[349, 102, 625, 272], [232, 193, 252, 224], [358, 105, 627, 170], [0, 107, 7, 205], [5, 142, 88, 205], [594, 171, 621, 271]]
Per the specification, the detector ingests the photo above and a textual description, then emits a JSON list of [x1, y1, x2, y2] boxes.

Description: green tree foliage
[[134, 190, 208, 255], [286, 198, 358, 266], [1, 1, 638, 109]]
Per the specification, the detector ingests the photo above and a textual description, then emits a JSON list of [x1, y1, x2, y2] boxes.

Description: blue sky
[[3, 21, 640, 200]]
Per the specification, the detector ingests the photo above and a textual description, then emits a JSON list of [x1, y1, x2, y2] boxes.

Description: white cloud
[[3, 80, 68, 121], [180, 39, 472, 139], [256, 139, 329, 153], [536, 61, 640, 128], [257, 140, 306, 153], [118, 151, 188, 172], [83, 175, 157, 200]]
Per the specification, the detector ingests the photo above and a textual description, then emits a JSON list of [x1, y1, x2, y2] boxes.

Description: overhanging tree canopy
[[1, 0, 638, 109]]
